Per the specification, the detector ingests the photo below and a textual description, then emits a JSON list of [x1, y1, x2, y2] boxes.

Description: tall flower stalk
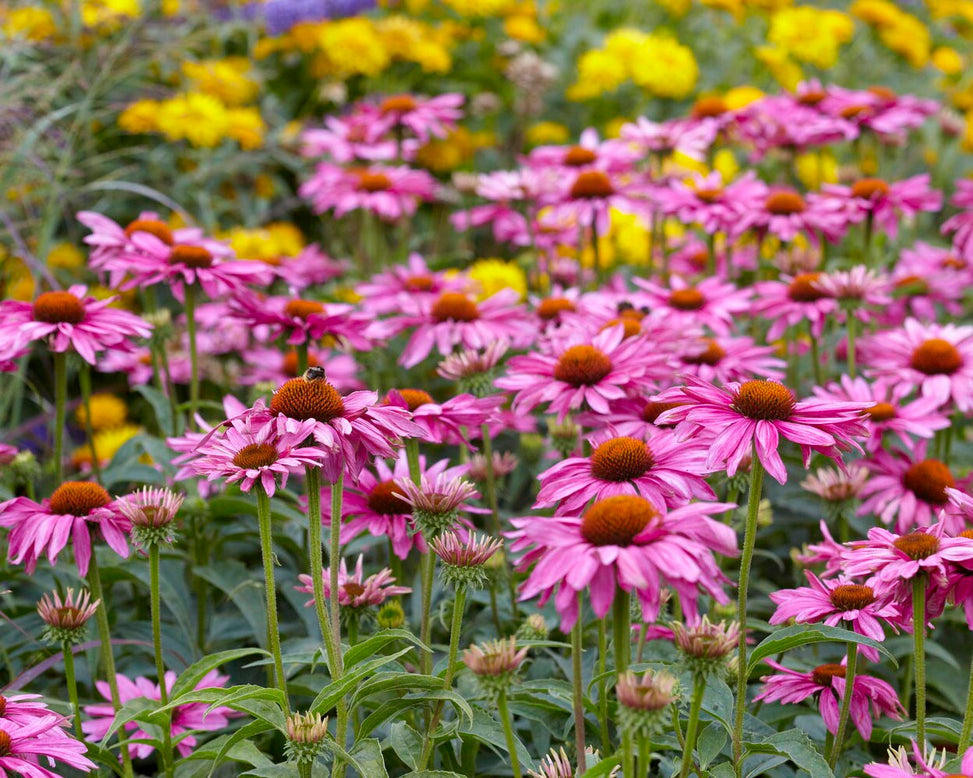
[[912, 574, 927, 746], [52, 351, 67, 483], [828, 643, 858, 768], [255, 484, 289, 710]]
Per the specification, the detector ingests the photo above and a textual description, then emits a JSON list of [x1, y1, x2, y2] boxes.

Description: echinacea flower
[[631, 275, 752, 336], [437, 342, 509, 398], [383, 389, 503, 447], [0, 694, 71, 727], [37, 588, 100, 645], [655, 376, 868, 484], [0, 482, 131, 576], [795, 520, 848, 578], [801, 466, 869, 519], [811, 266, 893, 323], [284, 711, 330, 766], [615, 669, 678, 738], [671, 617, 739, 676], [395, 472, 480, 538], [754, 659, 903, 740], [229, 292, 372, 349], [356, 253, 465, 316], [864, 741, 973, 778], [752, 274, 838, 341], [676, 335, 785, 384], [0, 286, 151, 365], [527, 747, 575, 778], [296, 555, 411, 609], [463, 637, 528, 698], [116, 486, 184, 547], [370, 92, 464, 144], [431, 530, 503, 588], [0, 716, 95, 777], [821, 175, 942, 240], [299, 163, 437, 221], [83, 670, 236, 759], [942, 179, 973, 260]]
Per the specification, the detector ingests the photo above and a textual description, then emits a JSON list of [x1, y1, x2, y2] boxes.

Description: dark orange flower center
[[553, 345, 612, 387], [367, 480, 411, 515], [357, 172, 392, 192], [695, 187, 723, 203], [910, 338, 963, 375], [564, 146, 598, 167], [765, 190, 806, 215], [282, 351, 319, 378], [343, 581, 366, 597], [829, 584, 876, 611], [284, 299, 325, 320], [169, 245, 213, 268], [232, 443, 279, 469], [669, 288, 706, 311], [868, 86, 896, 101], [125, 218, 174, 245], [893, 531, 940, 560], [787, 273, 828, 303], [405, 275, 435, 292], [32, 291, 85, 324], [0, 695, 5, 717], [692, 96, 727, 118], [394, 388, 434, 411], [902, 459, 954, 505], [570, 170, 614, 199], [732, 380, 795, 421], [590, 437, 654, 482], [851, 178, 890, 200], [840, 105, 869, 119], [431, 292, 479, 322], [537, 297, 576, 321], [581, 495, 658, 547], [812, 663, 846, 686], [49, 481, 111, 516], [684, 339, 726, 366], [642, 401, 682, 425], [0, 729, 9, 757], [601, 317, 642, 338], [270, 377, 346, 422], [380, 95, 418, 113], [798, 89, 827, 105], [962, 530, 973, 540], [864, 402, 896, 422], [942, 256, 967, 270], [895, 275, 929, 295]]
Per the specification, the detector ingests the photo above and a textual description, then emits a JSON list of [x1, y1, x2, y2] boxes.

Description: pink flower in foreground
[[754, 659, 903, 741], [0, 286, 150, 365], [299, 163, 437, 221], [865, 741, 973, 778], [508, 495, 737, 631], [296, 555, 411, 609], [655, 376, 868, 484], [0, 716, 95, 776], [0, 482, 130, 576], [83, 671, 235, 759]]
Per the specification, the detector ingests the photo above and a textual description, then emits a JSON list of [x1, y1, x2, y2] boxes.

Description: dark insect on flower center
[[169, 245, 214, 268], [32, 291, 86, 324], [692, 96, 727, 118], [732, 380, 795, 421], [765, 190, 807, 215], [394, 388, 434, 412], [563, 146, 598, 166], [232, 443, 279, 469], [357, 172, 392, 192], [581, 495, 658, 547], [570, 171, 614, 199], [811, 663, 846, 686], [902, 459, 954, 505], [683, 339, 726, 366], [270, 378, 346, 422], [910, 338, 963, 375], [787, 273, 827, 303], [553, 345, 612, 387], [851, 178, 890, 200], [367, 480, 411, 515], [284, 299, 325, 320], [49, 482, 111, 516], [669, 288, 706, 311], [892, 531, 940, 560], [431, 292, 479, 322], [380, 95, 418, 113], [590, 437, 654, 482], [864, 402, 896, 422], [537, 297, 576, 321], [829, 584, 876, 611], [125, 218, 174, 245]]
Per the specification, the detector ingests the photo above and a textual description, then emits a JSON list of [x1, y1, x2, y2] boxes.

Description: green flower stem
[[150, 544, 174, 777], [419, 551, 435, 676], [957, 644, 973, 753], [184, 283, 200, 430], [623, 733, 634, 778], [255, 485, 289, 711], [78, 361, 102, 483], [572, 595, 588, 776], [679, 673, 707, 778], [88, 554, 135, 778], [828, 642, 858, 769], [418, 585, 467, 770], [590, 220, 602, 291], [298, 763, 312, 778], [304, 467, 341, 676], [913, 574, 928, 747], [732, 450, 765, 771], [638, 734, 652, 777], [405, 438, 421, 486], [613, 588, 630, 674], [598, 619, 609, 751], [497, 688, 523, 778], [62, 643, 83, 741], [52, 350, 67, 483], [809, 331, 823, 387], [846, 314, 857, 379], [328, 470, 349, 778]]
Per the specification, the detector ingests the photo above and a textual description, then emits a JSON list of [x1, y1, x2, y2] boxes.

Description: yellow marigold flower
[[82, 0, 140, 30], [468, 258, 527, 301], [441, 0, 518, 16], [2, 7, 57, 41], [795, 150, 837, 189], [755, 45, 803, 90], [409, 40, 452, 73], [416, 127, 475, 173], [850, 0, 900, 26], [182, 58, 259, 105], [724, 86, 764, 110], [963, 112, 973, 152], [504, 14, 544, 43], [526, 121, 569, 145], [118, 100, 160, 134], [161, 0, 181, 15], [604, 27, 652, 63], [701, 0, 744, 19], [75, 393, 128, 432], [71, 424, 143, 468], [156, 93, 230, 148], [376, 15, 424, 57], [47, 243, 84, 270], [713, 149, 740, 183], [8, 274, 35, 301], [604, 117, 628, 139], [318, 18, 390, 77], [611, 210, 650, 266], [657, 0, 691, 17], [877, 14, 930, 67], [226, 107, 266, 150], [567, 49, 628, 100], [267, 223, 305, 256], [933, 46, 964, 75], [768, 7, 853, 69], [745, 0, 793, 10], [629, 35, 698, 99]]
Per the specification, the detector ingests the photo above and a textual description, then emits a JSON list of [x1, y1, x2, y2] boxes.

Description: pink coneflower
[[795, 520, 848, 578], [768, 571, 902, 660], [753, 659, 903, 741], [677, 335, 785, 384], [526, 128, 638, 174], [384, 389, 503, 447], [395, 471, 480, 537], [367, 288, 533, 369], [535, 428, 715, 514], [817, 85, 937, 141], [497, 325, 672, 422], [508, 495, 737, 630], [36, 588, 100, 644], [748, 186, 852, 244], [857, 441, 966, 533], [116, 486, 184, 546], [0, 286, 151, 365], [576, 396, 687, 438], [229, 291, 372, 350], [0, 693, 71, 726], [300, 113, 399, 162], [437, 341, 509, 393], [887, 242, 970, 323], [654, 376, 868, 484], [267, 244, 348, 292], [865, 741, 973, 778], [654, 171, 765, 237], [860, 319, 973, 412], [0, 716, 95, 776], [733, 96, 858, 159], [619, 115, 718, 161], [356, 253, 466, 315], [801, 466, 869, 507], [83, 670, 235, 759], [0, 482, 130, 576], [239, 347, 363, 393], [752, 274, 838, 340], [631, 275, 752, 336], [299, 163, 437, 221], [371, 93, 464, 144], [942, 179, 973, 260], [548, 168, 643, 234], [821, 175, 941, 239], [431, 530, 503, 588], [811, 267, 892, 323], [168, 395, 249, 492], [189, 407, 327, 496], [296, 555, 411, 609]]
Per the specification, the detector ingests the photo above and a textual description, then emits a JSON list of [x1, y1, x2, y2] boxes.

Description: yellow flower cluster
[[568, 28, 698, 100], [219, 223, 305, 262], [2, 7, 57, 41], [767, 6, 854, 69], [72, 394, 142, 469], [118, 93, 266, 149], [851, 0, 930, 67], [81, 0, 139, 29], [468, 258, 527, 300], [438, 0, 519, 15], [181, 58, 259, 105]]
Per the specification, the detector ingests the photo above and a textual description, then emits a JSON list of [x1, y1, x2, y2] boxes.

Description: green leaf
[[309, 647, 413, 713], [747, 624, 896, 675], [389, 721, 423, 770], [351, 672, 445, 706], [745, 730, 834, 778], [241, 765, 328, 777], [348, 738, 389, 778], [697, 721, 728, 769], [134, 384, 175, 436], [343, 628, 428, 668], [170, 648, 269, 700], [98, 697, 160, 747], [583, 756, 622, 777], [401, 773, 464, 778], [458, 708, 532, 767], [358, 689, 474, 738]]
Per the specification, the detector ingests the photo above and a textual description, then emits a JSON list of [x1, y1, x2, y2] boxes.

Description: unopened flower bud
[[516, 613, 549, 641], [285, 711, 330, 765], [615, 669, 678, 739]]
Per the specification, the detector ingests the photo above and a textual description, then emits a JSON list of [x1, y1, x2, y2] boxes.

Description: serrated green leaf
[[745, 730, 834, 778], [309, 647, 413, 713], [583, 755, 622, 777], [343, 628, 428, 668], [697, 721, 727, 769], [348, 738, 388, 778], [747, 624, 896, 675], [389, 720, 423, 770], [170, 648, 268, 699]]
